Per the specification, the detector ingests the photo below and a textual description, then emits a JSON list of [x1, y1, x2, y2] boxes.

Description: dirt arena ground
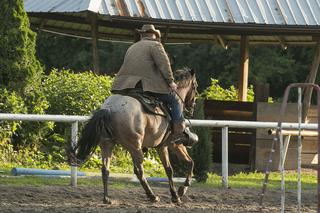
[[0, 183, 317, 213]]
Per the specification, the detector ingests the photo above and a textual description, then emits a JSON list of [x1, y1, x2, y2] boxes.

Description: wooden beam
[[238, 35, 249, 102], [88, 12, 100, 75], [216, 35, 228, 50], [302, 41, 320, 122]]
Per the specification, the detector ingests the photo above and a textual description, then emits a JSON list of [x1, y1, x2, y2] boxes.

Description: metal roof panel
[[25, 0, 320, 45], [25, 0, 320, 26]]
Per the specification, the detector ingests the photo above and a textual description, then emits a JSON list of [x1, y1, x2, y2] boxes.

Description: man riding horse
[[111, 24, 196, 143]]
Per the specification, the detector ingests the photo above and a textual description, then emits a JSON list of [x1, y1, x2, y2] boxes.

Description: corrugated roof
[[25, 0, 320, 25], [24, 0, 320, 45]]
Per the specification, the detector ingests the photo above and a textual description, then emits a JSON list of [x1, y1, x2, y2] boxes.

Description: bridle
[[175, 76, 198, 118]]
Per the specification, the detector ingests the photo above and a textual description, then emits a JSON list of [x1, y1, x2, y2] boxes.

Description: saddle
[[114, 89, 171, 120], [113, 89, 198, 149]]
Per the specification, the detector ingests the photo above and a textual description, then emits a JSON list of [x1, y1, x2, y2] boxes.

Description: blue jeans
[[155, 93, 183, 122]]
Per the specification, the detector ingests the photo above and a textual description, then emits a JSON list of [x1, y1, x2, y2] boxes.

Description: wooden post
[[302, 41, 320, 122], [88, 12, 100, 75], [238, 36, 249, 101]]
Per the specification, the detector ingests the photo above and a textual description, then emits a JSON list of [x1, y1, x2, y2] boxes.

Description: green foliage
[[189, 99, 213, 182], [169, 99, 213, 181], [0, 1, 51, 168], [0, 89, 26, 139], [0, 89, 27, 164], [40, 69, 113, 165], [201, 79, 254, 102], [43, 69, 113, 115], [0, 0, 43, 94], [0, 99, 54, 169], [36, 32, 129, 74]]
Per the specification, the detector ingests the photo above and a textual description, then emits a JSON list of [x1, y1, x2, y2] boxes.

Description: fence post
[[222, 126, 229, 188], [71, 121, 78, 187]]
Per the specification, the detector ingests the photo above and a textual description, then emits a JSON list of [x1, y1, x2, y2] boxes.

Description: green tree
[[0, 0, 49, 149], [36, 32, 130, 75], [0, 0, 43, 94]]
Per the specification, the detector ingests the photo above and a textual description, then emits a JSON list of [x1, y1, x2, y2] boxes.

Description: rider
[[111, 24, 194, 142]]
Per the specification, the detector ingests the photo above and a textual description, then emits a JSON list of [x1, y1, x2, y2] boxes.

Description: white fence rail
[[0, 113, 318, 187]]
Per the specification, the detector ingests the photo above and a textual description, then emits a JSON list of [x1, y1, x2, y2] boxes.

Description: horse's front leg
[[131, 149, 160, 202], [157, 146, 181, 203], [169, 143, 194, 197]]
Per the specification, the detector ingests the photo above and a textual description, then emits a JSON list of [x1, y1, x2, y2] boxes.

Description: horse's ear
[[190, 68, 195, 76]]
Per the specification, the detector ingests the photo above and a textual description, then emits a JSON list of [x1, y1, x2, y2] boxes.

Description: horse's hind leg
[[130, 149, 160, 202], [100, 141, 114, 204], [169, 143, 194, 197], [157, 146, 181, 203]]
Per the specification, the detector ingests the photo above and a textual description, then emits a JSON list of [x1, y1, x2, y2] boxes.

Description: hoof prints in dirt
[[0, 185, 317, 212]]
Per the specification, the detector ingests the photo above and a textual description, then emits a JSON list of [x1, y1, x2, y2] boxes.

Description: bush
[[190, 99, 212, 182], [0, 89, 26, 140], [0, 89, 26, 159], [202, 79, 254, 102], [169, 99, 212, 181], [43, 69, 113, 115], [41, 69, 113, 165]]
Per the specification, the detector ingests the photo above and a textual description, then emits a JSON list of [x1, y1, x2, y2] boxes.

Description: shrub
[[0, 89, 26, 141], [202, 79, 254, 102], [189, 99, 213, 182], [43, 69, 113, 115], [169, 99, 213, 181], [41, 69, 113, 165]]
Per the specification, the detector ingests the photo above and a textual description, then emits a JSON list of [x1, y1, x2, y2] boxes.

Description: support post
[[297, 87, 302, 213], [222, 126, 228, 188], [302, 41, 320, 122], [71, 121, 78, 187], [88, 12, 100, 75], [238, 36, 249, 101], [279, 128, 285, 213]]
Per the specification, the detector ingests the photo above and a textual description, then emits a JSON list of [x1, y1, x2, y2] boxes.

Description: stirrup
[[181, 128, 198, 147]]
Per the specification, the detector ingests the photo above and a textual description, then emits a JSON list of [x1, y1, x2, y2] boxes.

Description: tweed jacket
[[111, 38, 174, 94]]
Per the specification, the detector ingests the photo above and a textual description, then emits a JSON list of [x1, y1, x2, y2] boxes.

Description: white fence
[[0, 113, 318, 187]]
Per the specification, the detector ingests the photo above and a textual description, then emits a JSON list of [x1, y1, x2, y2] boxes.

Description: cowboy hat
[[136, 24, 161, 38]]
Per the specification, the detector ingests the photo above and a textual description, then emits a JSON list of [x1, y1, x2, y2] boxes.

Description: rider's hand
[[169, 82, 177, 92]]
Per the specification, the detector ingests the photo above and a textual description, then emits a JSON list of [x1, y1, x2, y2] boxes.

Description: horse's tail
[[70, 108, 113, 165]]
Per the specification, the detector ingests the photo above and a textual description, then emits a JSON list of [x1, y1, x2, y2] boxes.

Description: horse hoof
[[150, 196, 160, 203], [178, 186, 188, 197], [172, 197, 182, 204], [103, 197, 113, 204]]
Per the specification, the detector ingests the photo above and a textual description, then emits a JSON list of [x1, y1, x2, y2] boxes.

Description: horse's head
[[174, 68, 198, 117]]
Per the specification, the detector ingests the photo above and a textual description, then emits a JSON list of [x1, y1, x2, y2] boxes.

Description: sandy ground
[[0, 182, 317, 213]]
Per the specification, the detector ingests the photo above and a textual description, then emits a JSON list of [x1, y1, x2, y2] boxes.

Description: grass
[[203, 170, 317, 190], [0, 167, 317, 190]]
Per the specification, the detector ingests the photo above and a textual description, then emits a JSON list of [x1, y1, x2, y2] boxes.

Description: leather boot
[[171, 120, 186, 142], [181, 127, 199, 147]]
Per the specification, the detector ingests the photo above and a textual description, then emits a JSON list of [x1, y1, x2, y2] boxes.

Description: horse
[[71, 67, 198, 204]]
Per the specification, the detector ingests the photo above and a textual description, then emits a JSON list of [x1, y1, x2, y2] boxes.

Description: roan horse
[[71, 68, 198, 204]]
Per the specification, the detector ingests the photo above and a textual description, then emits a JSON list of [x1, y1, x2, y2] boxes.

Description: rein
[[175, 77, 198, 117]]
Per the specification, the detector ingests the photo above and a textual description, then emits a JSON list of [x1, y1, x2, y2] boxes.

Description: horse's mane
[[174, 67, 195, 88]]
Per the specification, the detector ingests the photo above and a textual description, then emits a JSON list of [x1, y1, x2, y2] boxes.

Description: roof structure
[[25, 0, 320, 46]]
